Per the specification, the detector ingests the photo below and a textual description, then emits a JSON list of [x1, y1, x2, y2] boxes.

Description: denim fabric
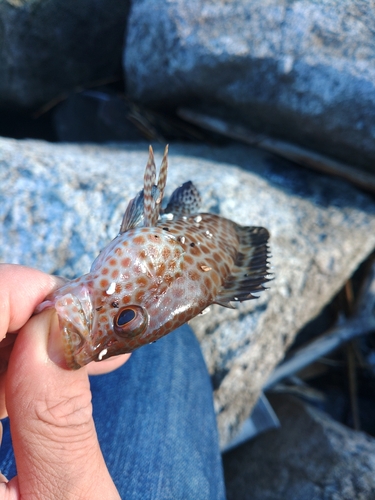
[[1, 325, 226, 500]]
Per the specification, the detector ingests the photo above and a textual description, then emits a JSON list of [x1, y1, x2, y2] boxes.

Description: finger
[[87, 353, 131, 376], [6, 310, 120, 499], [0, 264, 65, 339]]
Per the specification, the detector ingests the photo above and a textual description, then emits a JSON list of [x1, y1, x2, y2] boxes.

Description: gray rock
[[124, 0, 375, 171], [224, 394, 375, 500], [0, 0, 129, 109], [2, 137, 375, 447]]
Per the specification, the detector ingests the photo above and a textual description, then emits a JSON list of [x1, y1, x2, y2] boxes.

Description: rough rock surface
[[224, 394, 375, 500], [124, 0, 375, 171], [2, 137, 375, 446], [0, 0, 129, 109]]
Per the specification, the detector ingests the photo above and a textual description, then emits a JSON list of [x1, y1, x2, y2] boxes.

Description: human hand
[[0, 264, 129, 498]]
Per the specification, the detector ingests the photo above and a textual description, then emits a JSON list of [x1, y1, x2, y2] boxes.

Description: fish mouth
[[52, 288, 94, 369], [65, 334, 121, 368], [62, 327, 98, 369]]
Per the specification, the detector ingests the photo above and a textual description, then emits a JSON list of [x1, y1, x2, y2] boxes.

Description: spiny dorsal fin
[[119, 145, 169, 233], [143, 146, 157, 226], [151, 144, 168, 226], [214, 226, 271, 306], [144, 145, 169, 227], [119, 188, 159, 233]]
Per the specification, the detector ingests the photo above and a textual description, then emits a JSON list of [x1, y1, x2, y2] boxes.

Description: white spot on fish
[[162, 213, 174, 221], [205, 230, 213, 239], [194, 215, 202, 223], [199, 307, 211, 316], [98, 348, 108, 361], [106, 282, 116, 295], [180, 236, 186, 244]]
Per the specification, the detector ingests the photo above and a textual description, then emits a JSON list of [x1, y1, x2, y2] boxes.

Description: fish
[[36, 146, 271, 369]]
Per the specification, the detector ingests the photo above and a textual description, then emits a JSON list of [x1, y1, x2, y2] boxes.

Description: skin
[[0, 263, 130, 499]]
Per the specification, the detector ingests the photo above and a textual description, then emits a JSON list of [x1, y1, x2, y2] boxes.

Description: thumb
[[5, 310, 120, 500]]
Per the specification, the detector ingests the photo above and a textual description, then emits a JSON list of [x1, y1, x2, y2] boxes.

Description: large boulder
[[224, 395, 375, 500], [124, 0, 375, 171], [2, 137, 375, 446], [0, 0, 129, 110]]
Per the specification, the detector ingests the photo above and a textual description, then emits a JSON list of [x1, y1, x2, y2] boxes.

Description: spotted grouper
[[36, 146, 271, 369]]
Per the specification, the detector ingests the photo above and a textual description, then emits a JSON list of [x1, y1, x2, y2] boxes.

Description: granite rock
[[0, 0, 129, 110], [1, 137, 375, 446], [124, 0, 375, 171], [224, 394, 375, 500]]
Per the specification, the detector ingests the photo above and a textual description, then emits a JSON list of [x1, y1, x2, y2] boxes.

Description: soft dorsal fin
[[214, 225, 271, 307], [163, 181, 201, 217]]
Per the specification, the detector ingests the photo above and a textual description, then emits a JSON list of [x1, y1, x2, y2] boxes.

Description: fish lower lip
[[68, 339, 110, 368]]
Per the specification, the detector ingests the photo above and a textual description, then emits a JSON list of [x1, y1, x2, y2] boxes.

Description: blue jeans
[[1, 325, 226, 499]]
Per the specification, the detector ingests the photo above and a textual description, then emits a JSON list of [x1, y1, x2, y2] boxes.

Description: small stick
[[346, 342, 361, 431]]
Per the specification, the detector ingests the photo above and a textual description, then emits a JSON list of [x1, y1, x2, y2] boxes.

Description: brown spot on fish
[[190, 245, 201, 256], [137, 276, 148, 287], [134, 235, 146, 245], [136, 291, 145, 302], [211, 272, 220, 286], [162, 247, 171, 260], [174, 288, 184, 298], [189, 270, 200, 281], [100, 279, 109, 289], [156, 262, 166, 277], [213, 252, 221, 262], [184, 255, 194, 265], [204, 276, 212, 289], [200, 245, 210, 254], [173, 247, 182, 259], [164, 274, 173, 286], [168, 260, 178, 272]]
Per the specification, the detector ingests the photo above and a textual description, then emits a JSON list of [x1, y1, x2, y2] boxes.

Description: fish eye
[[117, 308, 136, 325], [113, 305, 149, 338]]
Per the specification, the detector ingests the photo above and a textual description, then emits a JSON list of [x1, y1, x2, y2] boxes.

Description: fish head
[[41, 277, 151, 369], [40, 226, 186, 369]]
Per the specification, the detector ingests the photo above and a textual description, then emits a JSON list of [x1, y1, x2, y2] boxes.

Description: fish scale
[[36, 146, 271, 369]]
